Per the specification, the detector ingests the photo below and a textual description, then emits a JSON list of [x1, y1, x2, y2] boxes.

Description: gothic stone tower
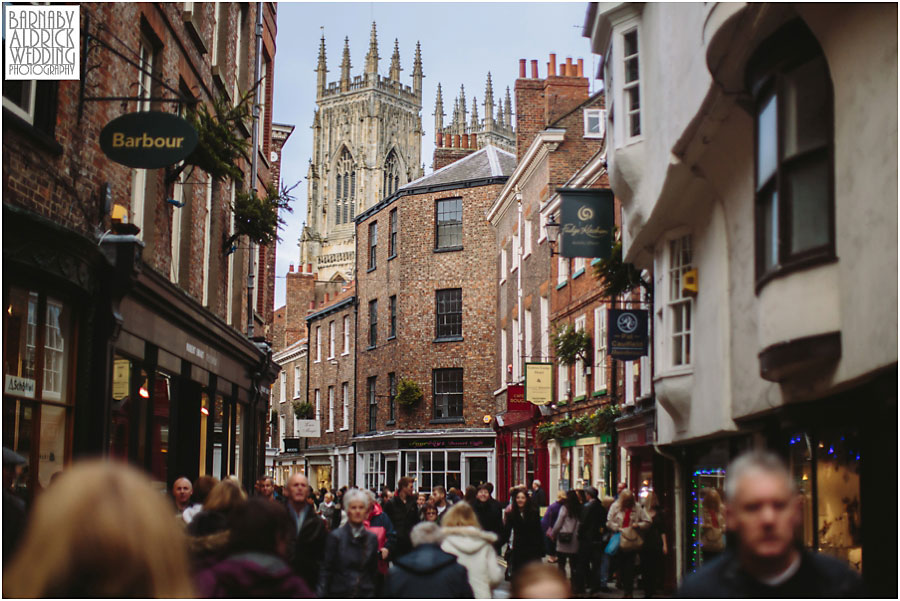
[[300, 23, 424, 282]]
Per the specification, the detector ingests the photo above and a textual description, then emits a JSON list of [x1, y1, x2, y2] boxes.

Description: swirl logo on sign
[[577, 205, 594, 222], [617, 312, 639, 334]]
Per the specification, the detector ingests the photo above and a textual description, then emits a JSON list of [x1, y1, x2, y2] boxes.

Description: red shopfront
[[494, 385, 548, 503]]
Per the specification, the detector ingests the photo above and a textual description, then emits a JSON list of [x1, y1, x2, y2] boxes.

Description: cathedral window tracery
[[384, 151, 401, 198], [335, 147, 355, 225]]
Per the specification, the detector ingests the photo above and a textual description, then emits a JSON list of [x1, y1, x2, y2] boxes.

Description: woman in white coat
[[440, 501, 504, 598]]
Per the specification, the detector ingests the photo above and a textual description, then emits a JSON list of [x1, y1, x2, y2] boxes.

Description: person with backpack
[[550, 489, 584, 594]]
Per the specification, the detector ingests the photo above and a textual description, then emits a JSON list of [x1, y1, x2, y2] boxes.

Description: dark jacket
[[317, 523, 379, 598], [504, 508, 545, 570], [384, 543, 475, 598], [531, 487, 547, 508], [186, 510, 232, 571], [677, 548, 865, 598], [194, 551, 315, 598], [473, 499, 504, 552], [383, 494, 420, 558], [286, 502, 328, 590], [578, 498, 608, 546]]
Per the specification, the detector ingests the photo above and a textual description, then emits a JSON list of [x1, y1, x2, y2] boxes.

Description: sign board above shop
[[608, 309, 649, 360], [558, 188, 614, 259], [525, 362, 554, 406], [99, 111, 198, 169]]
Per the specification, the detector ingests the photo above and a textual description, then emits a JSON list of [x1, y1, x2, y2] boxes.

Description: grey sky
[[272, 1, 596, 307]]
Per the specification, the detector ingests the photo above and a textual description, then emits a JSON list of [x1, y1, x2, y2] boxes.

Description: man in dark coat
[[529, 479, 547, 508], [384, 522, 474, 598], [678, 451, 864, 598], [285, 473, 328, 590], [383, 476, 420, 559], [473, 485, 504, 553], [577, 486, 607, 593]]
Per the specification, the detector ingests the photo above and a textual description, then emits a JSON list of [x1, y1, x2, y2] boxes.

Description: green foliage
[[226, 181, 297, 251], [396, 378, 423, 408], [536, 404, 621, 442], [553, 323, 592, 366], [593, 238, 651, 299], [292, 400, 314, 420], [180, 90, 253, 184]]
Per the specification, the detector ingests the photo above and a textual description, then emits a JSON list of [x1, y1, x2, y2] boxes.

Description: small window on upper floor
[[584, 108, 606, 139], [622, 28, 641, 139], [435, 197, 462, 250], [747, 20, 834, 288]]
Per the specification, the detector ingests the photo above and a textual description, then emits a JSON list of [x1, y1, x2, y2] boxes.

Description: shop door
[[385, 459, 397, 491], [466, 456, 488, 487]]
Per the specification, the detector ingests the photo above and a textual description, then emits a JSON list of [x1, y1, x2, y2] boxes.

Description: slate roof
[[402, 145, 516, 190]]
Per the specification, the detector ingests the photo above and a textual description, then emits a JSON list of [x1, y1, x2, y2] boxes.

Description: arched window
[[747, 20, 834, 286], [335, 148, 354, 225], [383, 151, 401, 198]]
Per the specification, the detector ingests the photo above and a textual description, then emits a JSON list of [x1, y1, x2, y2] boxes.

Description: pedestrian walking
[[550, 489, 584, 594], [317, 489, 380, 598], [541, 490, 566, 563], [530, 479, 548, 509], [504, 488, 545, 577], [258, 476, 277, 503], [699, 487, 725, 564], [194, 497, 314, 597], [607, 489, 651, 598], [440, 501, 504, 598], [639, 492, 668, 598], [173, 476, 202, 524], [464, 484, 478, 505], [384, 521, 474, 598], [577, 486, 607, 594], [383, 476, 420, 559], [678, 450, 864, 597], [473, 484, 504, 553], [431, 485, 453, 522], [421, 501, 440, 523], [3, 460, 194, 597], [284, 473, 328, 590], [363, 489, 395, 596], [186, 478, 248, 570], [319, 491, 341, 531]]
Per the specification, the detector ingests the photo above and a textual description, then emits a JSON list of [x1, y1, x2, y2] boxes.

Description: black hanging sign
[[558, 188, 614, 259], [99, 111, 198, 169], [608, 309, 649, 360]]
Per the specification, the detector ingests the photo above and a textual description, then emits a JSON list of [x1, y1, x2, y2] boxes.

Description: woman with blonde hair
[[606, 489, 650, 598], [440, 501, 504, 598], [3, 459, 194, 597], [187, 477, 248, 569]]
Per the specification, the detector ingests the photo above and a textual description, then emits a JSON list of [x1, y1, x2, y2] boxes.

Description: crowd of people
[[2, 448, 866, 598]]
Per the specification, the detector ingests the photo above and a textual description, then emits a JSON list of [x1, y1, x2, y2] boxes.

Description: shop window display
[[689, 468, 726, 572]]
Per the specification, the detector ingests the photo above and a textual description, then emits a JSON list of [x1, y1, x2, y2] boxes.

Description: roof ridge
[[402, 144, 497, 189]]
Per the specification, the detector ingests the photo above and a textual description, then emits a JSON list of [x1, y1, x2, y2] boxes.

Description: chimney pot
[[559, 63, 567, 77], [289, 263, 294, 272], [470, 133, 477, 147], [566, 57, 574, 73], [530, 59, 538, 78], [461, 134, 469, 149], [437, 132, 443, 146], [307, 263, 312, 273], [549, 53, 557, 77], [454, 134, 460, 147], [577, 58, 584, 77], [519, 59, 526, 78]]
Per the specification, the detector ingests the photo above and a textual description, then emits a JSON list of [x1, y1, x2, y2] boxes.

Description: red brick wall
[[355, 183, 505, 435], [306, 302, 355, 449], [433, 147, 475, 170]]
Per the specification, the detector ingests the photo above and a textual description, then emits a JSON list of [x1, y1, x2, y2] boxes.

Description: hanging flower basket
[[395, 378, 423, 409]]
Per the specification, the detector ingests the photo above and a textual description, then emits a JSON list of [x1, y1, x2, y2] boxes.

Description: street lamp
[[545, 213, 561, 256]]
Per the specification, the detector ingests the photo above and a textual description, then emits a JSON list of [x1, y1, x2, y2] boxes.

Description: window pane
[[5, 288, 38, 385], [624, 30, 638, 57], [757, 93, 777, 187], [625, 56, 639, 84], [436, 199, 462, 248], [760, 188, 779, 271], [788, 159, 830, 253], [587, 112, 600, 133], [784, 57, 828, 160], [39, 298, 71, 402], [150, 373, 171, 484]]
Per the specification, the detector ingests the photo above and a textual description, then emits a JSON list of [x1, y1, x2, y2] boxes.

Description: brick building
[[3, 2, 279, 495], [354, 145, 515, 493], [488, 54, 617, 502]]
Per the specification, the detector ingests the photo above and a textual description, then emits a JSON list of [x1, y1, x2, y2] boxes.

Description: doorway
[[386, 459, 397, 491], [466, 456, 488, 487]]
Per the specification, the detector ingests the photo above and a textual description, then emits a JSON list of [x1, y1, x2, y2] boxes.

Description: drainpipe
[[247, 2, 264, 338], [654, 443, 683, 586]]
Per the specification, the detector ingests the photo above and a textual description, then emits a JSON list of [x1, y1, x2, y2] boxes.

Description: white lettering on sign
[[186, 342, 219, 368], [5, 375, 36, 398]]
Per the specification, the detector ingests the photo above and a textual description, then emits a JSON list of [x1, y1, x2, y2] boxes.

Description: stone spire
[[412, 41, 423, 97], [389, 38, 401, 81], [365, 21, 379, 78], [470, 96, 479, 129], [434, 82, 444, 137], [483, 72, 495, 126], [316, 33, 327, 98], [504, 86, 513, 128], [340, 36, 351, 91], [497, 101, 504, 125], [458, 84, 467, 134], [451, 97, 459, 129]]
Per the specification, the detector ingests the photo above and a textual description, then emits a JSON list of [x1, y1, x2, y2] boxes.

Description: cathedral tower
[[301, 23, 424, 281]]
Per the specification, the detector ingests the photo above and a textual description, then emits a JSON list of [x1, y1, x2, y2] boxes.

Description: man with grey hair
[[284, 472, 328, 589], [384, 522, 475, 598], [678, 450, 863, 597]]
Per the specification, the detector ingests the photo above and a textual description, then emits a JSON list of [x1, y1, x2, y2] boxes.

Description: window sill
[[574, 395, 586, 402], [367, 266, 377, 273], [2, 107, 63, 156], [434, 246, 463, 254], [340, 427, 349, 431], [367, 345, 377, 351], [388, 254, 397, 261], [573, 268, 585, 279], [430, 417, 465, 424], [386, 420, 396, 426], [583, 133, 604, 139], [325, 429, 334, 433], [341, 351, 350, 357], [500, 278, 507, 286], [314, 360, 321, 364], [523, 252, 532, 261], [591, 258, 602, 266], [556, 281, 568, 290], [755, 253, 838, 295], [434, 336, 463, 343], [656, 365, 694, 379], [327, 356, 335, 361], [591, 389, 607, 398], [387, 335, 397, 341]]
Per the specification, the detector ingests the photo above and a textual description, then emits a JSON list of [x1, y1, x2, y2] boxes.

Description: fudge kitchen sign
[[99, 111, 198, 169]]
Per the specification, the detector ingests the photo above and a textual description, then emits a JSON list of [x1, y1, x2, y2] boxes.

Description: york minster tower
[[300, 23, 424, 281]]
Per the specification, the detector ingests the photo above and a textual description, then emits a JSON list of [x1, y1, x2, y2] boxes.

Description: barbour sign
[[99, 111, 198, 169], [558, 188, 614, 259]]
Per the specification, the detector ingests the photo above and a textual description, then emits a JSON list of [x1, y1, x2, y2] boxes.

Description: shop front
[[303, 444, 353, 491], [355, 431, 495, 494], [494, 385, 548, 503]]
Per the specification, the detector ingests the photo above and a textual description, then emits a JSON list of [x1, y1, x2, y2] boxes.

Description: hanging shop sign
[[283, 437, 300, 453], [558, 188, 614, 259], [608, 309, 649, 360], [99, 111, 198, 169], [294, 420, 321, 438], [525, 362, 554, 406], [507, 384, 531, 412]]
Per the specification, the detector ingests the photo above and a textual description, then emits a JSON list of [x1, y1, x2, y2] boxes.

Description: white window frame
[[315, 326, 321, 363], [233, 4, 244, 99], [499, 247, 507, 285], [540, 296, 550, 361], [202, 179, 212, 306], [594, 306, 608, 392], [328, 320, 335, 359], [500, 327, 508, 385], [539, 211, 548, 243], [279, 371, 286, 403], [558, 362, 569, 403], [666, 233, 693, 368], [609, 18, 643, 147], [511, 231, 520, 272], [574, 256, 586, 276], [279, 415, 285, 451], [293, 365, 301, 398], [327, 386, 334, 432], [524, 309, 533, 364], [523, 218, 533, 259], [211, 2, 223, 67], [2, 80, 36, 123], [315, 388, 321, 422], [584, 108, 606, 139], [342, 315, 350, 355], [512, 317, 520, 381], [170, 167, 184, 283], [257, 58, 268, 152], [130, 36, 155, 238], [226, 183, 236, 324], [341, 382, 349, 430], [574, 315, 587, 398], [557, 255, 570, 285]]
